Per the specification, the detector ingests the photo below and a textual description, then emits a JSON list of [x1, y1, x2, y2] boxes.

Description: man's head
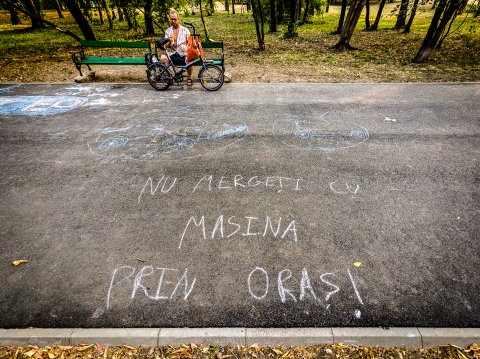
[[169, 9, 180, 29]]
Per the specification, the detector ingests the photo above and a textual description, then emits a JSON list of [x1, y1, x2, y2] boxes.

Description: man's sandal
[[186, 78, 193, 86]]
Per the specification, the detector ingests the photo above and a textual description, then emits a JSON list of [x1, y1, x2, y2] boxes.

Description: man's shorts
[[170, 53, 186, 66]]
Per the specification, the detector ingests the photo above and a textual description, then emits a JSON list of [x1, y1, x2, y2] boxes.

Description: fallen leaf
[[57, 346, 72, 350], [272, 348, 283, 355], [76, 345, 93, 351], [12, 260, 28, 266], [354, 261, 362, 267], [384, 117, 396, 122], [96, 343, 104, 354], [48, 352, 56, 359], [24, 350, 36, 357]]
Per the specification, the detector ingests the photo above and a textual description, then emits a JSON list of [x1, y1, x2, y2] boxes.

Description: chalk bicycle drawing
[[146, 22, 224, 92]]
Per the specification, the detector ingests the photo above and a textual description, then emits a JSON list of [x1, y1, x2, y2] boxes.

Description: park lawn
[[0, 4, 478, 83]]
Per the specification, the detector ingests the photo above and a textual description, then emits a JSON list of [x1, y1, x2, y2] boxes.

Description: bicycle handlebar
[[183, 22, 198, 37]]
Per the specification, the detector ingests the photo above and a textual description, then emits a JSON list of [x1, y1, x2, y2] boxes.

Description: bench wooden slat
[[201, 41, 223, 49], [80, 40, 151, 49], [77, 57, 146, 65]]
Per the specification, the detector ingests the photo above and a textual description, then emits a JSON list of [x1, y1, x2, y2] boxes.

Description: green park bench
[[72, 39, 225, 77], [71, 40, 152, 76], [200, 40, 225, 73]]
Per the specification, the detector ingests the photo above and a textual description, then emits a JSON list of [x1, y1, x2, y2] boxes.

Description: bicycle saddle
[[156, 37, 170, 50]]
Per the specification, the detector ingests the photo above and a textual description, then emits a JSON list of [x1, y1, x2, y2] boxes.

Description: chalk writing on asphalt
[[0, 96, 87, 116], [87, 118, 248, 162], [137, 175, 304, 203], [107, 264, 365, 319], [273, 113, 369, 152], [106, 266, 196, 310], [248, 266, 365, 316], [178, 215, 299, 249]]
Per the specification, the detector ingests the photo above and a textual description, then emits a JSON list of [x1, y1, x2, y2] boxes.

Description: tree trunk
[[53, 0, 64, 18], [225, 0, 229, 13], [394, 0, 409, 28], [404, 0, 420, 32], [77, 0, 92, 21], [207, 0, 215, 15], [118, 7, 124, 20], [63, 0, 96, 40], [277, 0, 284, 22], [335, 0, 366, 49], [413, 0, 467, 62], [144, 0, 154, 35], [94, 0, 104, 24], [122, 7, 133, 29], [232, 0, 235, 14], [365, 0, 370, 29], [199, 0, 210, 39], [295, 0, 301, 21], [335, 0, 348, 34], [251, 0, 265, 49], [269, 0, 277, 31], [23, 0, 42, 28], [100, 0, 112, 29], [285, 0, 296, 37], [326, 0, 330, 13], [370, 0, 386, 30], [302, 0, 310, 23], [0, 0, 22, 24]]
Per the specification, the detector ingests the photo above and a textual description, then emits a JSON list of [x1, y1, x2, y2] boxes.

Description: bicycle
[[146, 22, 224, 91]]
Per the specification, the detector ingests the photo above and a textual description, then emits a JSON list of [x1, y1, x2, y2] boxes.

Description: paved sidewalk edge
[[1, 328, 479, 348]]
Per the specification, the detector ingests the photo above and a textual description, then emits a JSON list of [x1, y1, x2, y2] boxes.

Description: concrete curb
[[1, 328, 479, 348]]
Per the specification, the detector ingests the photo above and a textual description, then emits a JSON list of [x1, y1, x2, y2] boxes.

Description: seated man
[[160, 9, 193, 85]]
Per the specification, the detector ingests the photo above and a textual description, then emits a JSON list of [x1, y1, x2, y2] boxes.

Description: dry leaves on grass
[[1, 343, 479, 359]]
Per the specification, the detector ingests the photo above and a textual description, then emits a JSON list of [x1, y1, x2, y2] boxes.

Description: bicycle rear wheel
[[198, 64, 224, 91], [147, 63, 172, 91]]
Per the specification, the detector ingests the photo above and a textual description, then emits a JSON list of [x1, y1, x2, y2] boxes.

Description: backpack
[[186, 35, 205, 63]]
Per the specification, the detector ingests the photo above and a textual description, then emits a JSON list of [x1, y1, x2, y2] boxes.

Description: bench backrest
[[201, 41, 223, 49], [80, 40, 151, 49]]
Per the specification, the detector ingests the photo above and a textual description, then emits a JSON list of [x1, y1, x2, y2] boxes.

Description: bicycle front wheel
[[198, 64, 224, 91], [147, 63, 172, 91]]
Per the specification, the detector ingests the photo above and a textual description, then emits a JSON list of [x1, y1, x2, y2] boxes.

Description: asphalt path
[[0, 83, 478, 329]]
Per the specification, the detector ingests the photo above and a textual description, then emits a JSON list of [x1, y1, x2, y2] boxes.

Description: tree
[[301, 0, 310, 23], [5, 0, 83, 41], [394, 0, 410, 28], [199, 0, 210, 39], [335, 0, 348, 34], [334, 0, 366, 49], [52, 0, 64, 18], [144, 0, 154, 35], [23, 0, 42, 28], [284, 0, 296, 38], [269, 0, 277, 32], [413, 0, 468, 62], [370, 0, 387, 30], [0, 0, 22, 24], [365, 0, 370, 29], [251, 0, 265, 49], [404, 0, 420, 33], [63, 0, 96, 40]]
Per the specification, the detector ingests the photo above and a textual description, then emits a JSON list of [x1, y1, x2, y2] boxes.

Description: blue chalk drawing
[[0, 96, 87, 116], [273, 113, 369, 152], [87, 118, 249, 162]]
